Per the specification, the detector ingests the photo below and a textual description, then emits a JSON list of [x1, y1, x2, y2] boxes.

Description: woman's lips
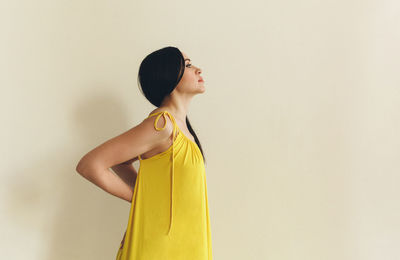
[[198, 79, 204, 82]]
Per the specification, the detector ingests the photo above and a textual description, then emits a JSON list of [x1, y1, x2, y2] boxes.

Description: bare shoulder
[[145, 108, 176, 132], [142, 109, 175, 136]]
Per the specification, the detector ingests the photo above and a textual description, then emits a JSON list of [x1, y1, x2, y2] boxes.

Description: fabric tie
[[151, 111, 177, 236]]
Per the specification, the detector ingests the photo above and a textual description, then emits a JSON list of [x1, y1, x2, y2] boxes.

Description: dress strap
[[138, 110, 178, 236], [137, 111, 179, 160]]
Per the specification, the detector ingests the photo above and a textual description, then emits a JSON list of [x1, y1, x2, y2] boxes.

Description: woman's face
[[175, 51, 205, 95]]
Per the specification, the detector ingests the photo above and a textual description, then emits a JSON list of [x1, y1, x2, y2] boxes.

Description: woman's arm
[[111, 162, 138, 191], [76, 159, 138, 203], [78, 165, 134, 203], [76, 116, 172, 203]]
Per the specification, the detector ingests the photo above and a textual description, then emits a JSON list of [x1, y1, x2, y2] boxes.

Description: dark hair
[[137, 46, 206, 163]]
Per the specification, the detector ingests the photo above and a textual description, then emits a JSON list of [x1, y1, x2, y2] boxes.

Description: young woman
[[76, 46, 213, 259]]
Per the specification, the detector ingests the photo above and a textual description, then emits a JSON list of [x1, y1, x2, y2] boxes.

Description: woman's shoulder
[[141, 108, 174, 133]]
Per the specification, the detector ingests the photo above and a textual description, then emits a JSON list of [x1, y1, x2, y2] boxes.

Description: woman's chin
[[197, 85, 205, 93]]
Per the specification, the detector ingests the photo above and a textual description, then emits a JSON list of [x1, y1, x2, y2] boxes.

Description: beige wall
[[1, 0, 399, 259]]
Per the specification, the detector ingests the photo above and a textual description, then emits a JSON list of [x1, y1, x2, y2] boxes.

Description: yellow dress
[[116, 110, 213, 260]]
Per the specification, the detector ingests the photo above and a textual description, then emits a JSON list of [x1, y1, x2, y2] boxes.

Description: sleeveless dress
[[115, 110, 213, 260]]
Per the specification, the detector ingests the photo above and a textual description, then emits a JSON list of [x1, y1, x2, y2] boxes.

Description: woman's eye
[[186, 63, 192, 68]]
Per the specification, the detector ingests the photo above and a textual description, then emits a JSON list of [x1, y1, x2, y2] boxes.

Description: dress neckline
[[139, 111, 200, 162]]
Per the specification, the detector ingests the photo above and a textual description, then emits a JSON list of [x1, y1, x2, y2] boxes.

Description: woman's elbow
[[76, 156, 98, 177]]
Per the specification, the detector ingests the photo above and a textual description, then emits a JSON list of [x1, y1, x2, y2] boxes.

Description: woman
[[76, 46, 213, 260]]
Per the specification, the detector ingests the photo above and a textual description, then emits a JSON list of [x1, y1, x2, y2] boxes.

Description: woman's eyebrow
[[184, 59, 191, 62]]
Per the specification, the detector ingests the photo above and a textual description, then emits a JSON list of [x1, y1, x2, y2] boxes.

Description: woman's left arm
[[111, 160, 138, 191]]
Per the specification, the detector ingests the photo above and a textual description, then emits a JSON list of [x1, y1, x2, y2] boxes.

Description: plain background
[[1, 0, 399, 259]]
